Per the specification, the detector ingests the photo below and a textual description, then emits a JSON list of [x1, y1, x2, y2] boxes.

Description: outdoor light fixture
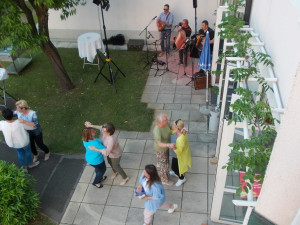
[[93, 0, 110, 11]]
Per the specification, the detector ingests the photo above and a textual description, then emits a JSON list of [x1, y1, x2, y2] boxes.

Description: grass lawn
[[2, 48, 154, 154]]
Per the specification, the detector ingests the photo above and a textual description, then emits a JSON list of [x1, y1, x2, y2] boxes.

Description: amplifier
[[194, 72, 211, 90]]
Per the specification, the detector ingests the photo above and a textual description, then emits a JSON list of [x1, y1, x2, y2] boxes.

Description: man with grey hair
[[153, 113, 175, 185]]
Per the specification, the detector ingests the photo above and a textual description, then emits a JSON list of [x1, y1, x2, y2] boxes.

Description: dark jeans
[[171, 157, 184, 180], [107, 156, 127, 179], [91, 161, 106, 185], [160, 29, 171, 54], [30, 132, 49, 156], [179, 47, 188, 65]]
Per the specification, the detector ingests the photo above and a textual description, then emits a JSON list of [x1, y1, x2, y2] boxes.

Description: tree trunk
[[41, 41, 75, 91]]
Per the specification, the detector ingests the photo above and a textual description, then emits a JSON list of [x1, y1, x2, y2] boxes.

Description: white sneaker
[[33, 153, 39, 162], [168, 203, 178, 213], [169, 170, 177, 176], [28, 161, 40, 169], [175, 177, 186, 187]]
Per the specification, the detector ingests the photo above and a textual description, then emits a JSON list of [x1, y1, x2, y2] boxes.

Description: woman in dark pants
[[82, 128, 107, 188], [15, 100, 50, 161]]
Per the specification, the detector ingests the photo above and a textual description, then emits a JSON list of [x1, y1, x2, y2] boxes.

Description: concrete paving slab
[[176, 86, 192, 95], [112, 168, 139, 187], [60, 202, 80, 224], [126, 207, 145, 225], [73, 203, 104, 225], [140, 154, 157, 169], [106, 186, 134, 207], [143, 85, 160, 93], [70, 183, 88, 202], [183, 173, 208, 193], [99, 205, 129, 225], [144, 140, 155, 154], [182, 192, 207, 214], [157, 93, 175, 103], [141, 92, 158, 103], [159, 85, 176, 94], [118, 131, 138, 139], [78, 165, 94, 183], [171, 110, 190, 121], [147, 103, 164, 110], [182, 103, 200, 111], [123, 139, 146, 154], [173, 94, 191, 104], [120, 153, 143, 169], [136, 132, 154, 140], [163, 103, 182, 110], [180, 212, 209, 225], [153, 210, 180, 225], [82, 184, 111, 204], [189, 157, 208, 174], [208, 175, 216, 194], [189, 142, 208, 157]]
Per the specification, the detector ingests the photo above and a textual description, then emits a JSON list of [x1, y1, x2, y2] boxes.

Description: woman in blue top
[[136, 164, 178, 225], [82, 128, 107, 188]]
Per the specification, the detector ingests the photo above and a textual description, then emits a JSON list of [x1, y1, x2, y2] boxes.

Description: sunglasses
[[163, 8, 168, 11]]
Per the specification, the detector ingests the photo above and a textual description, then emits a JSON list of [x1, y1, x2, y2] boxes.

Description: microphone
[[152, 16, 157, 20]]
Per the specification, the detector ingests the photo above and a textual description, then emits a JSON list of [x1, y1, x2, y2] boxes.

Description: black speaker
[[193, 0, 197, 8]]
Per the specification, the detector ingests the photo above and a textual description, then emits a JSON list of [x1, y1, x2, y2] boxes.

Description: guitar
[[156, 19, 165, 32]]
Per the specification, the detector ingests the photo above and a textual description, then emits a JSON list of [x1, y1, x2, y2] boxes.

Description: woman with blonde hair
[[169, 119, 192, 186], [15, 100, 50, 161]]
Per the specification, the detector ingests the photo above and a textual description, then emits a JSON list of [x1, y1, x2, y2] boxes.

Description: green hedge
[[0, 160, 40, 225]]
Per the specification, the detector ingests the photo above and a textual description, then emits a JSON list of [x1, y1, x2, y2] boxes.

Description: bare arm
[[89, 146, 103, 154], [85, 121, 101, 130], [157, 141, 175, 149], [18, 119, 35, 127]]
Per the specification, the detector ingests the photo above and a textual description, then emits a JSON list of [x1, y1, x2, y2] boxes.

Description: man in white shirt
[[0, 108, 39, 171]]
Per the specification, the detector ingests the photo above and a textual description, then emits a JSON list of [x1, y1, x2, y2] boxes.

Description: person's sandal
[[100, 176, 107, 182], [93, 183, 103, 188], [120, 177, 129, 185]]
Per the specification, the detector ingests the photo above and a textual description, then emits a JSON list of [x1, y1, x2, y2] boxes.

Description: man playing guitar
[[157, 4, 174, 57]]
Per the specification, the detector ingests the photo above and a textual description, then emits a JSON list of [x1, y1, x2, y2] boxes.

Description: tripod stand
[[94, 4, 126, 93], [140, 16, 156, 69]]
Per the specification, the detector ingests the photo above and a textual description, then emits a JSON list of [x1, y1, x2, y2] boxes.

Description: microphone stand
[[158, 25, 179, 76], [139, 16, 156, 69], [151, 39, 166, 77]]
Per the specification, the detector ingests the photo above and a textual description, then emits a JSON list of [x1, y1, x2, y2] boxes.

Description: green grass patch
[[3, 48, 153, 154]]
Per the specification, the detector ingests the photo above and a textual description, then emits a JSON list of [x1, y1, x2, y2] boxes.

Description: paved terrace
[[59, 45, 222, 225]]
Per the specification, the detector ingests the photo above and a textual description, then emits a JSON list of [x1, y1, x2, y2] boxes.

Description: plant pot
[[209, 109, 220, 132]]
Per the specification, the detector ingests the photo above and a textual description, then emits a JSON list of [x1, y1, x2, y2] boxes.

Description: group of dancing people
[[0, 100, 50, 172], [83, 113, 192, 225], [156, 3, 215, 66]]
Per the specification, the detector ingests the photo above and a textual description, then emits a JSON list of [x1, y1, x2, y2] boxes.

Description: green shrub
[[0, 160, 40, 225]]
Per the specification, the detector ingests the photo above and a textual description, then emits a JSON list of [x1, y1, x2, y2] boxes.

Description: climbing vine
[[217, 0, 278, 196]]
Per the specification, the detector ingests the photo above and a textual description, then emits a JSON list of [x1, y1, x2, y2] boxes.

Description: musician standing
[[157, 4, 174, 57], [198, 20, 215, 53], [178, 19, 192, 66]]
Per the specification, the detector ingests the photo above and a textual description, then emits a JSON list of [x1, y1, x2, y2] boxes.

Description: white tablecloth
[[77, 32, 105, 63], [0, 68, 9, 81]]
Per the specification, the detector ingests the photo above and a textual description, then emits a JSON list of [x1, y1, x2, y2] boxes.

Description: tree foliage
[[0, 0, 86, 91]]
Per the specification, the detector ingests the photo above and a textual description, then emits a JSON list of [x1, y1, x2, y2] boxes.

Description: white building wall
[[48, 0, 218, 42], [250, 0, 300, 106], [255, 62, 300, 225], [250, 1, 300, 224]]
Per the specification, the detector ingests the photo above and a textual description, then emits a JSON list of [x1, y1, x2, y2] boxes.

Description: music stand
[[93, 2, 126, 93]]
